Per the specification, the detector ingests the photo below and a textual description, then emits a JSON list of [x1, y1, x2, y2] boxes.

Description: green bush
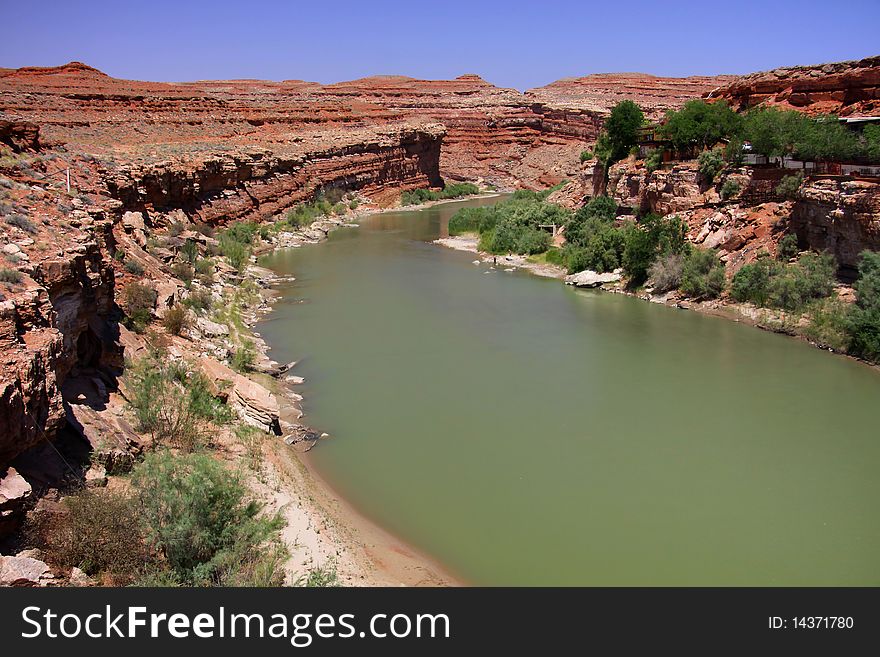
[[181, 239, 199, 264], [401, 182, 480, 206], [720, 178, 741, 201], [621, 214, 688, 286], [845, 250, 880, 362], [777, 234, 800, 260], [680, 248, 726, 299], [124, 259, 144, 275], [171, 262, 194, 284], [183, 287, 213, 314], [0, 267, 22, 284], [131, 450, 286, 586], [122, 282, 157, 332], [697, 149, 725, 184], [731, 259, 772, 306], [231, 339, 256, 373], [295, 564, 340, 587], [731, 252, 836, 311], [775, 173, 803, 200], [579, 149, 593, 163], [127, 355, 232, 450], [163, 305, 191, 336], [220, 238, 249, 272], [195, 258, 214, 277], [5, 213, 37, 234], [645, 150, 663, 173]]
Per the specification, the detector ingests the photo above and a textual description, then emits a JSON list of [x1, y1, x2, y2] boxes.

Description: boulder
[[565, 270, 622, 288], [69, 566, 96, 587], [0, 555, 54, 587], [195, 317, 229, 338], [200, 358, 282, 434], [121, 211, 147, 247], [0, 467, 32, 538]]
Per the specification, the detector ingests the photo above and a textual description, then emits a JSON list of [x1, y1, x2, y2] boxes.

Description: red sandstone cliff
[[707, 55, 880, 116]]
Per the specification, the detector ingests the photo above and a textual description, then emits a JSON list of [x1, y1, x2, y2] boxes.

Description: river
[[258, 196, 880, 586]]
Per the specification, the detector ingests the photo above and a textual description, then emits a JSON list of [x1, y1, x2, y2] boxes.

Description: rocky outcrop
[[106, 125, 446, 223], [0, 117, 40, 152], [0, 554, 55, 587], [708, 55, 880, 116], [0, 467, 32, 537], [200, 357, 284, 435], [527, 73, 736, 122], [791, 178, 880, 275]]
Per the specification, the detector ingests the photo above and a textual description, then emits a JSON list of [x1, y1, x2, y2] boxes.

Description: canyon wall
[[707, 55, 880, 116], [1, 56, 877, 474], [0, 64, 448, 470]]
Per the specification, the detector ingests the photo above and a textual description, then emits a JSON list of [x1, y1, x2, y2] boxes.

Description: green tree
[[846, 250, 880, 362], [601, 100, 645, 166], [698, 149, 725, 184], [661, 100, 743, 152], [680, 248, 726, 299]]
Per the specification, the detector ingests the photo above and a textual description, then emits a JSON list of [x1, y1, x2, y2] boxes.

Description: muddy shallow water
[[259, 197, 880, 585]]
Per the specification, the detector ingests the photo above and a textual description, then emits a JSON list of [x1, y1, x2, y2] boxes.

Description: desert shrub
[[181, 239, 199, 264], [122, 281, 157, 332], [113, 249, 125, 262], [195, 258, 214, 277], [220, 238, 249, 272], [131, 450, 286, 586], [163, 305, 191, 336], [648, 252, 684, 292], [845, 250, 880, 362], [580, 149, 593, 163], [182, 287, 213, 314], [720, 178, 741, 201], [733, 252, 836, 311], [697, 148, 725, 184], [171, 262, 194, 284], [231, 339, 256, 373], [621, 214, 687, 286], [27, 488, 154, 584], [349, 199, 359, 210], [295, 563, 340, 587], [0, 267, 22, 284], [775, 173, 803, 200], [126, 355, 231, 450], [731, 259, 772, 305], [645, 149, 663, 173], [777, 234, 800, 260], [803, 298, 852, 352], [680, 248, 726, 299], [124, 259, 144, 275], [400, 182, 479, 206], [5, 213, 37, 234], [168, 221, 185, 237], [195, 223, 215, 237]]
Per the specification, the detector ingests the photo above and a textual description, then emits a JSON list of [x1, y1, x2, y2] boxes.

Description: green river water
[[258, 196, 880, 586]]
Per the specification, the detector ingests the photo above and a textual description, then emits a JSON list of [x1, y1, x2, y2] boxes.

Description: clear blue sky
[[1, 0, 877, 90]]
